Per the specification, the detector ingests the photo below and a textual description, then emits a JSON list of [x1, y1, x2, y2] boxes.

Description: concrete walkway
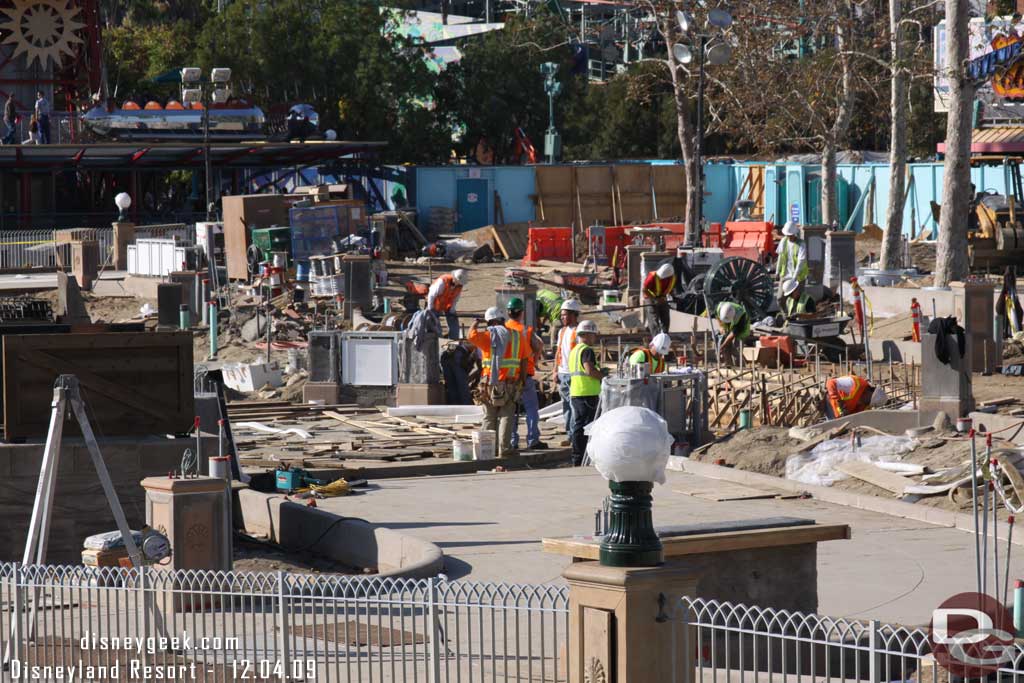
[[319, 466, 1012, 627]]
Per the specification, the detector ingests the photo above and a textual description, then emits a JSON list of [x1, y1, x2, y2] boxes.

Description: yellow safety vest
[[778, 238, 809, 282], [569, 343, 601, 397]]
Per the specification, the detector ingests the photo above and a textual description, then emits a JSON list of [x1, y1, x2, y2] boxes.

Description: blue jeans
[[511, 376, 540, 448], [444, 311, 461, 340], [558, 373, 572, 435], [37, 114, 50, 144]]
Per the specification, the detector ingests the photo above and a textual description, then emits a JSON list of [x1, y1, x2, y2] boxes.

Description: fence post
[[869, 619, 880, 683], [277, 570, 290, 681], [427, 577, 442, 683], [138, 565, 149, 670], [6, 562, 22, 669]]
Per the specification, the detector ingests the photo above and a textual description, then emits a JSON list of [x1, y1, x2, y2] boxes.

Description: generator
[[247, 226, 293, 275]]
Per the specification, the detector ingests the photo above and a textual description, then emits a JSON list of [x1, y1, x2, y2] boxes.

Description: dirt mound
[[694, 427, 801, 477]]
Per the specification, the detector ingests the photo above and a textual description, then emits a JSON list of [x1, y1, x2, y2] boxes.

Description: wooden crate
[[2, 332, 194, 440]]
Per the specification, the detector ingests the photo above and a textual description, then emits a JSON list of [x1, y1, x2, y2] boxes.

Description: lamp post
[[181, 67, 232, 221], [114, 192, 131, 223], [588, 406, 673, 567], [540, 62, 562, 164], [675, 8, 734, 247]]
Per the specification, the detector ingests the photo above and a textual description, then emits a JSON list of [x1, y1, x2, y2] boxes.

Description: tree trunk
[[821, 5, 855, 227], [881, 0, 908, 270], [935, 0, 975, 287], [821, 140, 839, 227], [666, 39, 700, 245]]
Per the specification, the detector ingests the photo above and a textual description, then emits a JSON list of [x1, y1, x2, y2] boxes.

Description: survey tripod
[[4, 375, 169, 667]]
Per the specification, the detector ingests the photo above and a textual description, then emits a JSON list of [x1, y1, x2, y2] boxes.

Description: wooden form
[[542, 523, 851, 561], [459, 222, 531, 260], [2, 332, 194, 440]]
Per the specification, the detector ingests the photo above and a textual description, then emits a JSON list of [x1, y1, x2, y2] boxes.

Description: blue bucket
[[295, 261, 310, 282]]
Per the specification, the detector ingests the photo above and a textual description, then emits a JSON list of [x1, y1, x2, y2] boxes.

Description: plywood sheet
[[836, 461, 910, 495], [652, 165, 687, 220], [534, 166, 575, 226], [3, 332, 194, 440], [615, 164, 655, 224], [748, 165, 766, 217], [575, 166, 615, 230]]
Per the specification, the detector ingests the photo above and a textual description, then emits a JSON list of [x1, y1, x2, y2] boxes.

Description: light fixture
[[325, 129, 337, 141], [672, 43, 693, 64], [180, 67, 201, 84], [114, 192, 131, 222], [707, 42, 733, 66], [676, 9, 692, 33], [182, 88, 202, 104], [211, 88, 230, 104], [708, 8, 733, 29], [210, 67, 232, 84]]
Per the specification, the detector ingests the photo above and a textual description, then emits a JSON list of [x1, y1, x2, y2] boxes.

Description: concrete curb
[[681, 460, 1024, 545], [300, 447, 573, 481]]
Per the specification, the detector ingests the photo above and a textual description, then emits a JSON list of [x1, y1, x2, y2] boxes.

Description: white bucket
[[602, 289, 621, 305], [471, 430, 497, 460], [452, 440, 473, 461]]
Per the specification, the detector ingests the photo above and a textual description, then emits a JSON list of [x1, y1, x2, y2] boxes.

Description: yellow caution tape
[[860, 289, 875, 334], [0, 240, 53, 246]]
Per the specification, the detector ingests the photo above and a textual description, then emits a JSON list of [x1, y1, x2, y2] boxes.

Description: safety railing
[[677, 596, 1024, 683], [0, 224, 194, 270], [0, 562, 568, 682]]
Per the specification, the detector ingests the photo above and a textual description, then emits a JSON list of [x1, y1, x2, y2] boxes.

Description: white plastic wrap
[[585, 406, 673, 484], [785, 435, 918, 486]]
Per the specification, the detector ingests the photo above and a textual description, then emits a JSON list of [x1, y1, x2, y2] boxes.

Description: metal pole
[[971, 432, 982, 595], [265, 286, 272, 365], [204, 84, 213, 220], [690, 34, 707, 247], [1005, 515, 1016, 607], [209, 301, 218, 358]]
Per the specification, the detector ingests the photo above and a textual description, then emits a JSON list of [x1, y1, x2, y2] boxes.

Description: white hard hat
[[484, 306, 503, 322], [577, 319, 598, 335], [561, 299, 582, 313], [782, 278, 800, 296], [452, 269, 467, 285], [870, 386, 887, 407], [656, 263, 675, 279], [651, 333, 672, 356], [716, 301, 738, 324], [782, 221, 799, 237]]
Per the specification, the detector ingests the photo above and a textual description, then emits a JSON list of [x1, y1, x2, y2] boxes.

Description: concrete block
[[157, 283, 184, 326], [920, 332, 974, 418], [824, 231, 855, 290], [396, 383, 445, 406], [143, 475, 232, 572], [303, 381, 340, 405], [222, 361, 283, 392]]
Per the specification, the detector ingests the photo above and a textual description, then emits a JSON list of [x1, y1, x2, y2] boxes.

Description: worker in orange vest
[[468, 306, 528, 457], [824, 375, 887, 419], [505, 297, 546, 450], [427, 269, 467, 339], [643, 262, 677, 334]]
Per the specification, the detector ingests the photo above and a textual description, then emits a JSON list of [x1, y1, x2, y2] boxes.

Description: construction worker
[[627, 333, 672, 376], [468, 306, 527, 457], [535, 288, 564, 341], [427, 269, 467, 339], [569, 319, 603, 466], [780, 278, 816, 319], [716, 301, 751, 366], [824, 375, 887, 419], [643, 262, 676, 334], [776, 221, 808, 299], [505, 297, 546, 450], [553, 299, 581, 435]]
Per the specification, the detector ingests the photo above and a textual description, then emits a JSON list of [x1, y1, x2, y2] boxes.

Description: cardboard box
[[396, 383, 445, 406], [221, 194, 300, 280]]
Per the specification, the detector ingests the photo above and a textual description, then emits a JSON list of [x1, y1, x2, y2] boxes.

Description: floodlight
[[540, 62, 557, 76], [210, 68, 232, 84], [707, 42, 733, 65], [211, 88, 230, 104], [708, 8, 733, 29], [676, 10, 692, 32], [672, 43, 693, 64], [180, 67, 201, 84], [182, 88, 203, 104]]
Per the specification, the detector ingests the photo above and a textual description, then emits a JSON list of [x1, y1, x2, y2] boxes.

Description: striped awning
[[938, 127, 1024, 154]]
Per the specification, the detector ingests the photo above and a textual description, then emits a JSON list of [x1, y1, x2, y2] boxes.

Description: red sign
[[929, 592, 1015, 678]]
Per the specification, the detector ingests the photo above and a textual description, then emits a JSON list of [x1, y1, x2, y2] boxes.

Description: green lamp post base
[[599, 480, 664, 567]]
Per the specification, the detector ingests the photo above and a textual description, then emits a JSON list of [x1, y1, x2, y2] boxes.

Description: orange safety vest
[[826, 375, 870, 417], [505, 319, 536, 376], [629, 347, 666, 375], [476, 327, 526, 382], [431, 274, 462, 313], [644, 272, 676, 299]]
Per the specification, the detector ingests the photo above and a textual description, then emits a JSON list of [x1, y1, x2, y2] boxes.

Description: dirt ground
[[232, 536, 368, 575]]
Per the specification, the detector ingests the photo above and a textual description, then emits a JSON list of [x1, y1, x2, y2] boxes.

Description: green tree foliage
[[103, 22, 197, 102]]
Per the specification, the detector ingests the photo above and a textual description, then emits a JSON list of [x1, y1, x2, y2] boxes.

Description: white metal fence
[[678, 596, 1024, 683], [0, 562, 568, 682], [0, 224, 192, 270]]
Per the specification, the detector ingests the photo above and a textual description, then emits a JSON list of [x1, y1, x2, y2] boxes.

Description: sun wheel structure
[[0, 0, 100, 134]]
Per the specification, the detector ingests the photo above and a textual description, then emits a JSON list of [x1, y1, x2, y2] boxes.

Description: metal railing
[[677, 596, 1024, 683], [0, 224, 192, 270], [0, 562, 568, 682]]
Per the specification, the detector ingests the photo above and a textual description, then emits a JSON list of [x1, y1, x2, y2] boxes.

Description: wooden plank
[[542, 524, 851, 560], [835, 461, 911, 495], [672, 478, 785, 501], [3, 332, 193, 440]]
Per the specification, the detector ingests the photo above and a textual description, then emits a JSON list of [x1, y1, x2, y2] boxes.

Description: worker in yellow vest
[[824, 375, 887, 419], [627, 333, 671, 376], [553, 299, 581, 436], [780, 278, 816, 319], [716, 301, 751, 366], [569, 319, 603, 466], [776, 222, 808, 299], [468, 307, 527, 457]]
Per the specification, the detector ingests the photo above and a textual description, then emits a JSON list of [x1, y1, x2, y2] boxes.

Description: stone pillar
[[565, 561, 697, 683], [625, 244, 651, 300], [112, 221, 136, 271], [71, 240, 99, 291], [801, 225, 827, 285], [824, 231, 856, 291], [920, 331, 974, 419], [951, 281, 997, 374], [142, 476, 233, 572]]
